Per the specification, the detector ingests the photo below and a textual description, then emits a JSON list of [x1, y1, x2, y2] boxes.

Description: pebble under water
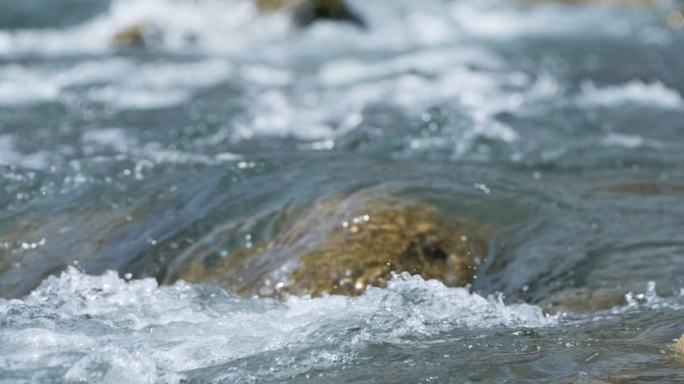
[[1, 0, 684, 382]]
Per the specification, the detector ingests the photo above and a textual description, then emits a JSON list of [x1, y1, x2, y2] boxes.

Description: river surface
[[1, 0, 684, 382]]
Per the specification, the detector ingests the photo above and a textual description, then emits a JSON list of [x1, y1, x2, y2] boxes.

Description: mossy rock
[[169, 194, 489, 297]]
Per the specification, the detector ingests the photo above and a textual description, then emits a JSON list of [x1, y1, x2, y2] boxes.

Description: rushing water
[[2, 0, 684, 382]]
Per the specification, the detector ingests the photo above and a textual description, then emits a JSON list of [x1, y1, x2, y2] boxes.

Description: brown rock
[[167, 194, 489, 297], [113, 22, 162, 47]]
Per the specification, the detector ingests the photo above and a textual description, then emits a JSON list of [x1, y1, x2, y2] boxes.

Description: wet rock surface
[[168, 194, 489, 297]]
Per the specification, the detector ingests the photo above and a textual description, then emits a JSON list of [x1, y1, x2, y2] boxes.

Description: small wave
[[0, 59, 233, 108], [576, 80, 684, 109], [0, 60, 130, 105], [600, 132, 665, 149], [0, 268, 553, 383], [449, 1, 646, 40]]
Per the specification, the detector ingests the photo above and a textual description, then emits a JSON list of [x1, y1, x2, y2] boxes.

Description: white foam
[[0, 58, 233, 108], [0, 59, 138, 105], [140, 144, 242, 166], [0, 0, 288, 56], [231, 52, 527, 146], [82, 128, 137, 148], [0, 65, 60, 105], [234, 89, 335, 140], [0, 0, 661, 60], [577, 80, 683, 109], [0, 268, 553, 383], [84, 59, 233, 109], [0, 0, 660, 153], [229, 45, 520, 145], [240, 64, 293, 86], [90, 87, 190, 109], [318, 47, 502, 87], [449, 1, 636, 40]]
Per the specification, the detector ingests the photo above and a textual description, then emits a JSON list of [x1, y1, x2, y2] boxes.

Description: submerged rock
[[592, 182, 684, 196], [539, 287, 626, 314], [257, 0, 365, 28], [167, 194, 488, 297]]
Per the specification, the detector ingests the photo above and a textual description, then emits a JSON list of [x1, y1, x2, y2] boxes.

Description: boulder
[[167, 194, 489, 297]]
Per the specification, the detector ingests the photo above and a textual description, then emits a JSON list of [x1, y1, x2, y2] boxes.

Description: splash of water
[[0, 268, 553, 383]]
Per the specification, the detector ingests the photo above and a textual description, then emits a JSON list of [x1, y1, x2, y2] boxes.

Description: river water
[[1, 0, 684, 382]]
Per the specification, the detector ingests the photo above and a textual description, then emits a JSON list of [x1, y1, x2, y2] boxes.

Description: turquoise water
[[1, 0, 684, 382]]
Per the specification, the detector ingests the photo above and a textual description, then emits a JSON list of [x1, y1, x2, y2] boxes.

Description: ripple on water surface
[[1, 0, 684, 382]]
